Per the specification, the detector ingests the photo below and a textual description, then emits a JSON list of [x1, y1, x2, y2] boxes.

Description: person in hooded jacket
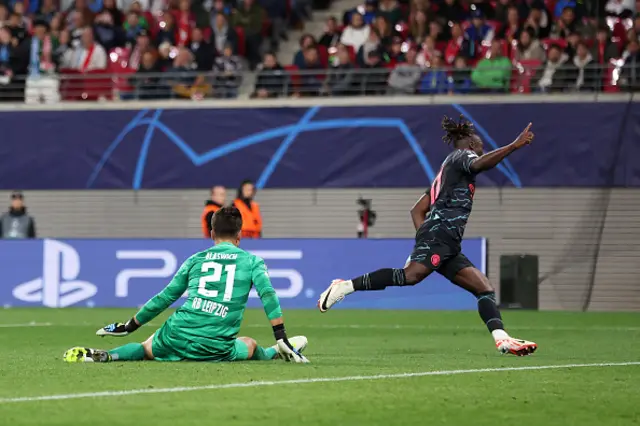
[[0, 191, 36, 239], [233, 180, 262, 239]]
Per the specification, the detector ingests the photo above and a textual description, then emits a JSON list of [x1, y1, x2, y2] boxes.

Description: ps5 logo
[[12, 239, 97, 307]]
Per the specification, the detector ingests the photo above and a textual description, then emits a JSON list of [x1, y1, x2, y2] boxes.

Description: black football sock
[[352, 268, 406, 291], [476, 291, 505, 332]]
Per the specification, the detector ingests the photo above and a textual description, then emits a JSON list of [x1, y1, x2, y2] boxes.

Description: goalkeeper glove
[[96, 318, 140, 337], [273, 323, 309, 363]]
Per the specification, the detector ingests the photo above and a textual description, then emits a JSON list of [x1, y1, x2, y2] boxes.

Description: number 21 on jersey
[[197, 261, 236, 301]]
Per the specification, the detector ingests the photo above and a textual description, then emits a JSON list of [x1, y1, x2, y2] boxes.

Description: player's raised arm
[[252, 256, 309, 363], [96, 257, 192, 337], [410, 193, 431, 231], [468, 123, 534, 174]]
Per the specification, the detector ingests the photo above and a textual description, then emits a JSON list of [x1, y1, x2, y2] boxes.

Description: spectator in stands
[[102, 0, 124, 27], [321, 43, 356, 96], [124, 12, 147, 46], [387, 36, 405, 65], [341, 12, 370, 52], [564, 31, 580, 58], [293, 33, 316, 67], [62, 27, 108, 71], [356, 29, 383, 67], [297, 46, 323, 96], [319, 16, 342, 48], [259, 0, 287, 51], [375, 15, 398, 49], [514, 27, 545, 62], [552, 0, 576, 18], [569, 41, 599, 91], [418, 51, 448, 94], [156, 12, 177, 46], [134, 50, 167, 99], [628, 29, 639, 44], [428, 20, 446, 42], [359, 50, 388, 95], [54, 29, 71, 66], [378, 0, 403, 26], [0, 191, 36, 239], [9, 11, 28, 42], [448, 55, 473, 94], [444, 22, 475, 64], [0, 26, 22, 100], [201, 185, 226, 238], [13, 2, 31, 31], [190, 27, 215, 70], [498, 6, 522, 44], [0, 5, 8, 27], [231, 0, 264, 70], [128, 29, 150, 69], [580, 16, 598, 40], [523, 2, 550, 39], [174, 0, 196, 47], [416, 35, 439, 68], [410, 10, 428, 45], [532, 43, 571, 92], [169, 47, 212, 99], [619, 38, 640, 91], [49, 13, 63, 39], [390, 45, 423, 94], [438, 0, 466, 24], [211, 13, 237, 55], [252, 52, 288, 98], [25, 19, 59, 104], [550, 6, 581, 39], [210, 0, 231, 25], [94, 10, 125, 52], [494, 0, 512, 23], [591, 25, 619, 64], [466, 9, 493, 44], [605, 0, 635, 18], [634, 15, 640, 36], [157, 41, 174, 70], [234, 180, 262, 239], [362, 0, 379, 25], [213, 42, 242, 97], [471, 39, 511, 92], [38, 0, 59, 23], [66, 0, 94, 31]]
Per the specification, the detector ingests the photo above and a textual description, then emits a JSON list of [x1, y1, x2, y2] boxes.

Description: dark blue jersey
[[422, 149, 478, 243]]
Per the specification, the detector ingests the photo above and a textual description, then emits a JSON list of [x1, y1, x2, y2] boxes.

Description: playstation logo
[[13, 239, 97, 307]]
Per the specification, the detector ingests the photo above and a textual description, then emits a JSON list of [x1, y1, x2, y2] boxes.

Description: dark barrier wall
[[2, 102, 639, 189]]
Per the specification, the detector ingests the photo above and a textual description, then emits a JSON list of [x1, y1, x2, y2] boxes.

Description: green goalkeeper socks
[[251, 346, 278, 361], [108, 343, 146, 361]]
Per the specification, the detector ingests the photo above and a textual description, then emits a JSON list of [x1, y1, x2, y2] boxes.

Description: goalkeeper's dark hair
[[442, 115, 475, 147], [212, 206, 243, 238]]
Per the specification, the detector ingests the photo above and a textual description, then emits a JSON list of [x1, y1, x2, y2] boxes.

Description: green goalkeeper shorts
[[151, 322, 250, 362]]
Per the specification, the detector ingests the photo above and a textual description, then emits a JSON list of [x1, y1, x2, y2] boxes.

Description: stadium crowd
[[0, 0, 637, 100]]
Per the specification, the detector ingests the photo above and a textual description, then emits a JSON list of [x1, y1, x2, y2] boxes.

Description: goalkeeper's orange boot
[[496, 338, 538, 356]]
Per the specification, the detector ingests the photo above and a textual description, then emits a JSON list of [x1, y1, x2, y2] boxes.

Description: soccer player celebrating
[[64, 206, 309, 363], [318, 115, 537, 356]]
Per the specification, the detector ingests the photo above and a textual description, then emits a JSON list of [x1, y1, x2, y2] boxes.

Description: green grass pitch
[[0, 308, 639, 426]]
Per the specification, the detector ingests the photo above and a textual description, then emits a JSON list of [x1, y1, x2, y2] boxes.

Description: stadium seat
[[317, 45, 329, 67], [603, 61, 621, 93], [108, 48, 135, 99], [541, 38, 568, 50], [284, 64, 301, 89]]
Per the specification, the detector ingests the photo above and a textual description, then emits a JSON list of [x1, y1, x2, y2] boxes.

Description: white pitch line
[[0, 322, 52, 328], [1, 362, 638, 404]]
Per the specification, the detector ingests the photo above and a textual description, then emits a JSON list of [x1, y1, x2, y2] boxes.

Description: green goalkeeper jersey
[[133, 242, 282, 351]]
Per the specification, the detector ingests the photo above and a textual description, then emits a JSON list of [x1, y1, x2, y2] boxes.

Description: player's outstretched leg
[[318, 263, 431, 312], [452, 267, 537, 356]]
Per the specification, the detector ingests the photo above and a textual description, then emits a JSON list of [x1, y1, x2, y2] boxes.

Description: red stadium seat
[[317, 45, 329, 67], [541, 38, 568, 50], [284, 64, 301, 88], [346, 45, 356, 64], [603, 61, 621, 93]]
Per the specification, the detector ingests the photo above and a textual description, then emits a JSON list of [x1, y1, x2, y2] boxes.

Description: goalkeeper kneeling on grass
[[64, 206, 309, 364]]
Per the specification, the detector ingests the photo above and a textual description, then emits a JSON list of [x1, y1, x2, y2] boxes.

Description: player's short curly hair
[[212, 206, 243, 238], [441, 115, 475, 145]]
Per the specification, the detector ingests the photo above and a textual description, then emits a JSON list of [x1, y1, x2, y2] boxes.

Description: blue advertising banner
[[0, 102, 638, 189], [0, 238, 486, 310]]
